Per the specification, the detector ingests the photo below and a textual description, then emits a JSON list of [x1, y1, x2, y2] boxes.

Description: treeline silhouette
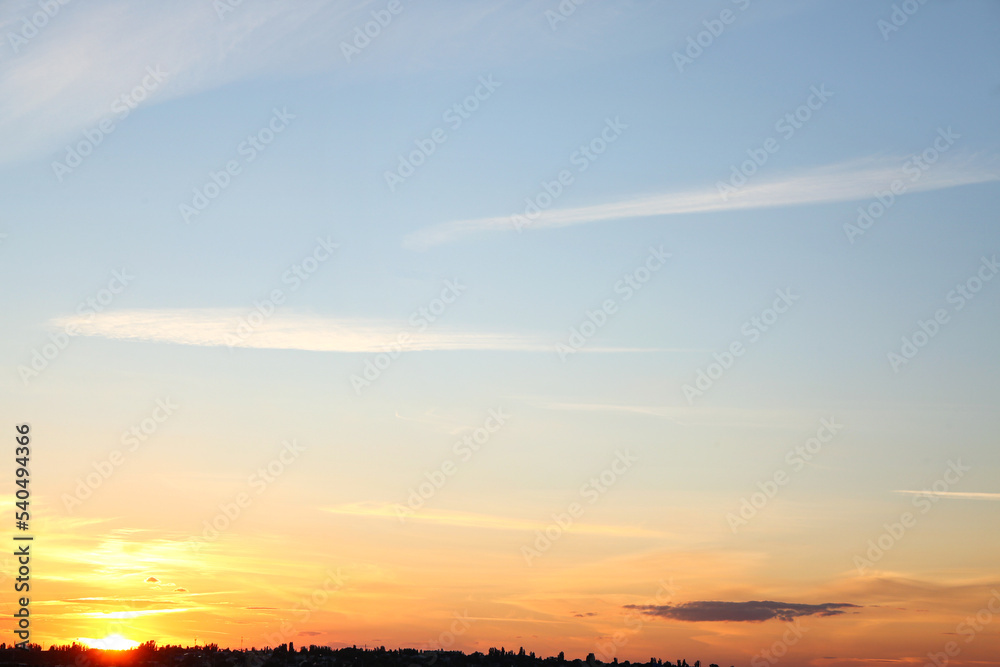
[[0, 642, 730, 667]]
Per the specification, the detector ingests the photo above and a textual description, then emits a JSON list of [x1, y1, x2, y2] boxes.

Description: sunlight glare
[[81, 634, 140, 651]]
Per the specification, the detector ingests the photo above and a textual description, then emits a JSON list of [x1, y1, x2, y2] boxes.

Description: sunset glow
[[3, 1, 999, 666], [79, 634, 140, 651]]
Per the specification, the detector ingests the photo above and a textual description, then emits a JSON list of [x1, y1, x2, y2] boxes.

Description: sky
[[1, 0, 999, 665]]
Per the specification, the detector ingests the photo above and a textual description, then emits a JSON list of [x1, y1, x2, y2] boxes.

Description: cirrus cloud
[[403, 156, 1000, 249], [50, 309, 676, 355]]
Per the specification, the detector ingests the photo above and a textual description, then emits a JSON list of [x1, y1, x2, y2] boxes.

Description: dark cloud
[[298, 631, 323, 637], [624, 600, 860, 623], [144, 577, 159, 583], [573, 612, 598, 618]]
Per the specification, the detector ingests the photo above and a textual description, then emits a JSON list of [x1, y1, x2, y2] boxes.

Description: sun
[[80, 634, 140, 651]]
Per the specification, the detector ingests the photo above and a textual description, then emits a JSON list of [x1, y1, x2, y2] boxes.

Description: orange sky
[[3, 3, 1000, 666], [11, 493, 999, 667]]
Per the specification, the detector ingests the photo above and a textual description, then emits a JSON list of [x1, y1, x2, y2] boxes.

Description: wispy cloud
[[0, 0, 516, 165], [540, 402, 687, 421], [0, 1, 342, 164], [75, 608, 193, 620], [0, 1, 642, 166], [325, 502, 664, 538], [403, 156, 1000, 249], [535, 400, 809, 429], [51, 308, 669, 354], [53, 309, 546, 353], [893, 490, 1000, 501]]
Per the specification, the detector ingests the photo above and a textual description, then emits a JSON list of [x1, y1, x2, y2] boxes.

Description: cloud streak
[[0, 0, 511, 165], [404, 156, 1000, 249], [893, 490, 1000, 501], [0, 1, 639, 166], [325, 502, 664, 538], [53, 309, 545, 353], [51, 309, 669, 354], [624, 600, 860, 623], [0, 1, 337, 164]]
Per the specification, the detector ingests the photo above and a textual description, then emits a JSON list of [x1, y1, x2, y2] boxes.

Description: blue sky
[[2, 0, 999, 663]]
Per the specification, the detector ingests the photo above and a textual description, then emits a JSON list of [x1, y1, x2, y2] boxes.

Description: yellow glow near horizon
[[80, 634, 140, 651]]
